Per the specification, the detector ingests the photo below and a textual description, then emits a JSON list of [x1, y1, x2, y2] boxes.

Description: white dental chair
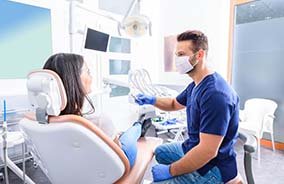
[[19, 70, 162, 184]]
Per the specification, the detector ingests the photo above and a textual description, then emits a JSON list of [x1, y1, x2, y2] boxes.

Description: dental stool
[[238, 130, 257, 184], [19, 70, 162, 184]]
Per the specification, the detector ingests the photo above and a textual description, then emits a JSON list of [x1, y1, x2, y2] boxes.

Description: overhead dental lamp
[[118, 0, 152, 37], [68, 0, 151, 52]]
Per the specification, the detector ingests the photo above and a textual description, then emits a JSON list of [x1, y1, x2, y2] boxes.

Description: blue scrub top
[[176, 72, 239, 183]]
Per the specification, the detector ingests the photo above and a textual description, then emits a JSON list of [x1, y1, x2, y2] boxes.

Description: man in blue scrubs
[[135, 30, 239, 183]]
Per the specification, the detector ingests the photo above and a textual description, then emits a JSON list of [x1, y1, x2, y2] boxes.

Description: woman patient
[[43, 53, 151, 168]]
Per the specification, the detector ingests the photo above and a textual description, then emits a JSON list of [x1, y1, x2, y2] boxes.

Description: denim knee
[[154, 144, 163, 155], [154, 144, 179, 164], [154, 145, 164, 163]]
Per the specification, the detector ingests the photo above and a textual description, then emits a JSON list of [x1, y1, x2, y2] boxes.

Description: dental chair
[[19, 70, 162, 184]]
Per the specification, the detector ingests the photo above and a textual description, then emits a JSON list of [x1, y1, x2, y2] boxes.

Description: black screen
[[84, 28, 109, 52]]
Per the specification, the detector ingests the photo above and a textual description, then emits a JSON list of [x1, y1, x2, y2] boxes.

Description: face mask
[[175, 54, 197, 74]]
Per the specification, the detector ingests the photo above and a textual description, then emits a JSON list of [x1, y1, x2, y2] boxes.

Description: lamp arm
[[148, 19, 152, 36], [122, 0, 138, 22], [75, 3, 121, 24]]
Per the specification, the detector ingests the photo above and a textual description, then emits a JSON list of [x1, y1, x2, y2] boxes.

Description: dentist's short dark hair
[[43, 53, 95, 116], [177, 30, 208, 54]]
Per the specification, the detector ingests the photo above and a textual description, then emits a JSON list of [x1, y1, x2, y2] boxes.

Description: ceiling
[[236, 0, 284, 24]]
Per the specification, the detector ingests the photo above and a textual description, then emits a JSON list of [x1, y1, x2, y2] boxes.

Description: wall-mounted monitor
[[84, 28, 109, 52]]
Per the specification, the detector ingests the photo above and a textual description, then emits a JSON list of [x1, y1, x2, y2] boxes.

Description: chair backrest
[[243, 98, 277, 129], [20, 70, 130, 184]]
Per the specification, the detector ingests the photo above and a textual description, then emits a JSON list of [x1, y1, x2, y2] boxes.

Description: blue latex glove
[[161, 118, 177, 126], [135, 94, 156, 105], [151, 164, 173, 182]]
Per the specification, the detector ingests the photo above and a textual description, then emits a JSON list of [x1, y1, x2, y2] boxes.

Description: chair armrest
[[265, 113, 275, 119]]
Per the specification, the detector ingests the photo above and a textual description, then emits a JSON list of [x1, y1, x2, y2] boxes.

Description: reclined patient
[[43, 53, 152, 167]]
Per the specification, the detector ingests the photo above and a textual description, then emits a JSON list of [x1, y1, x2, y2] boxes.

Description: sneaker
[[140, 118, 152, 137]]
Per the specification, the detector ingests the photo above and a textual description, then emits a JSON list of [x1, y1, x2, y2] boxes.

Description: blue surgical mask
[[175, 54, 198, 74]]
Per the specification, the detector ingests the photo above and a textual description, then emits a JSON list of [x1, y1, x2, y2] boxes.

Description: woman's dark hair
[[43, 53, 95, 116]]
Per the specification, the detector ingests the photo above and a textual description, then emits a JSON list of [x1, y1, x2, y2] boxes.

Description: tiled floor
[[1, 126, 283, 184]]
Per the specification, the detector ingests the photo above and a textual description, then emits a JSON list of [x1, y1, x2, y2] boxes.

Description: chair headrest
[[27, 70, 67, 123]]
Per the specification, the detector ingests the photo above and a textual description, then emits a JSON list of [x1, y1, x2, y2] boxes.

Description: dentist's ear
[[196, 49, 205, 60]]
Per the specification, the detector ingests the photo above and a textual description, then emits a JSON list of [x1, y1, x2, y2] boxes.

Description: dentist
[[135, 30, 240, 183]]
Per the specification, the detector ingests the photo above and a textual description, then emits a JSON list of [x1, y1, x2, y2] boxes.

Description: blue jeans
[[152, 142, 223, 184], [119, 122, 141, 168]]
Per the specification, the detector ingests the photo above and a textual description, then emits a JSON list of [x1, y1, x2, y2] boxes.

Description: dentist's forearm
[[170, 144, 215, 176], [170, 133, 223, 176], [154, 98, 185, 111]]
